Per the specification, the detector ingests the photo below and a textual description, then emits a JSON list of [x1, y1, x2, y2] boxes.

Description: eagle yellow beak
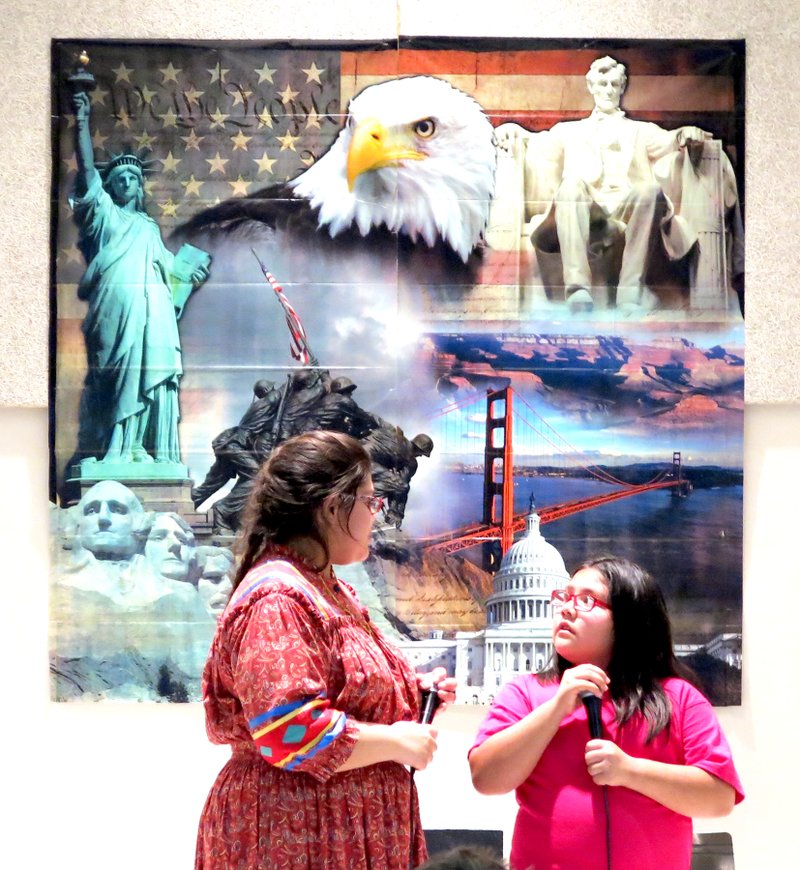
[[346, 117, 426, 191]]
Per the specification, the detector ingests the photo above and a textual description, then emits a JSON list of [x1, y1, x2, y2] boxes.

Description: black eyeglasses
[[550, 589, 611, 613], [354, 494, 385, 516]]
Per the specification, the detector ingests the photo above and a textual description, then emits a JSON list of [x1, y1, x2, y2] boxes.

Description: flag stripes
[[339, 45, 742, 144], [251, 250, 313, 366]]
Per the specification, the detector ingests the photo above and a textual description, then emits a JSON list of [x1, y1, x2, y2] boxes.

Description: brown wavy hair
[[232, 430, 372, 590]]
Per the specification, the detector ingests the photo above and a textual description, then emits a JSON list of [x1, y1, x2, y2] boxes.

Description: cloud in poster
[[428, 332, 744, 467]]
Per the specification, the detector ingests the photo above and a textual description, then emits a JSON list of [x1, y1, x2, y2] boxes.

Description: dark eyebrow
[[565, 585, 601, 597]]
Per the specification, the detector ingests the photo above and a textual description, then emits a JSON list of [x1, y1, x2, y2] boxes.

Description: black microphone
[[410, 685, 441, 784], [580, 691, 603, 739], [419, 685, 441, 724], [410, 685, 441, 869]]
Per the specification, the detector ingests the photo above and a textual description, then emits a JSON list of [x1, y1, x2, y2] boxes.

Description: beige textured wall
[[1, 0, 798, 404]]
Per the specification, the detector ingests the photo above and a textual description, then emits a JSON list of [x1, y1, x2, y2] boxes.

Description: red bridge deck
[[418, 479, 687, 555]]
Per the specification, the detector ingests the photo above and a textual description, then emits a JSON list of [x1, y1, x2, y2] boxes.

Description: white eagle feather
[[290, 75, 497, 262]]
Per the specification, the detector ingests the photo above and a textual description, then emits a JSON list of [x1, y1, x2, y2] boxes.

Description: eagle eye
[[413, 118, 436, 139]]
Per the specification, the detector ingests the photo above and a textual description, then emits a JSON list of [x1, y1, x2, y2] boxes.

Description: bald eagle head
[[289, 75, 496, 262]]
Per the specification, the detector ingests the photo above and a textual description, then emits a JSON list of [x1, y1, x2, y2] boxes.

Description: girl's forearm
[[620, 758, 736, 817]]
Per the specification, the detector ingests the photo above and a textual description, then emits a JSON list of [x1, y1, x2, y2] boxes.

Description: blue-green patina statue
[[70, 86, 210, 472]]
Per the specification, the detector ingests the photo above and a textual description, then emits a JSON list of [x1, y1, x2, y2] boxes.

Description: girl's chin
[[554, 640, 582, 661]]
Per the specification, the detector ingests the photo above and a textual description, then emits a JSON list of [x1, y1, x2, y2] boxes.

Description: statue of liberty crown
[[98, 150, 156, 177]]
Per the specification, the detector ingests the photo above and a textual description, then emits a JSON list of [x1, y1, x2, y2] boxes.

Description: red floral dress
[[195, 550, 426, 869]]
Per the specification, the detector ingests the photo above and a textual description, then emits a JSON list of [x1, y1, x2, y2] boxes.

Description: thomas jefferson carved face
[[76, 480, 143, 561]]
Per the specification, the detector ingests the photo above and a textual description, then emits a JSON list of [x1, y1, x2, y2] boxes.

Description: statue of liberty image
[[68, 64, 210, 475]]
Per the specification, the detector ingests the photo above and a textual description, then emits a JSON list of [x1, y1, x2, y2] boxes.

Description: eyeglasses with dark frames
[[550, 589, 611, 613]]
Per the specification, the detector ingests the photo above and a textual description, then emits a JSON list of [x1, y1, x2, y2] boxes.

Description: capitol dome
[[486, 497, 569, 626]]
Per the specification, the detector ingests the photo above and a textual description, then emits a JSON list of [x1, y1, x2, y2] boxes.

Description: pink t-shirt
[[471, 676, 743, 870]]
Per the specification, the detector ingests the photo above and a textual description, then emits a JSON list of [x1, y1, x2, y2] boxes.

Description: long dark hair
[[232, 430, 372, 590], [540, 555, 697, 740]]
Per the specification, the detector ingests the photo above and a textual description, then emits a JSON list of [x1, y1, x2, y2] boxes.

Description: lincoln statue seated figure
[[491, 55, 744, 317]]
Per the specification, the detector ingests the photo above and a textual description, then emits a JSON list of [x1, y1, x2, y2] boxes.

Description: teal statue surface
[[70, 88, 210, 472]]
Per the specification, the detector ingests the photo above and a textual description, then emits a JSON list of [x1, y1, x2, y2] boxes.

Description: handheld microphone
[[419, 685, 441, 724], [410, 685, 441, 789], [409, 685, 441, 868], [580, 691, 603, 739]]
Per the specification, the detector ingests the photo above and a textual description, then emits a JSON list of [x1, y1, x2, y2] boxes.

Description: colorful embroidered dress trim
[[248, 693, 347, 769], [230, 558, 340, 619]]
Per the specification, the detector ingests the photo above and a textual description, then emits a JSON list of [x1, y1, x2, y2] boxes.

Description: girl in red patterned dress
[[196, 430, 455, 869]]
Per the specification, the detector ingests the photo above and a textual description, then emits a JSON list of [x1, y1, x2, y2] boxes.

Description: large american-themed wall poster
[[49, 39, 744, 703]]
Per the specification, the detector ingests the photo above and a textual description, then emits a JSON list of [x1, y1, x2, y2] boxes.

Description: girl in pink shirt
[[469, 556, 743, 870]]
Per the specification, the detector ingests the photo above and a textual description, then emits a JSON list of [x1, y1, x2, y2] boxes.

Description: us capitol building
[[396, 497, 570, 703], [395, 496, 741, 703]]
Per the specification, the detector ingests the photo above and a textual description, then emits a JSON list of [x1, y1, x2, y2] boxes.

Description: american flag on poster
[[54, 42, 740, 287], [339, 45, 740, 143], [251, 249, 313, 366], [53, 44, 346, 284]]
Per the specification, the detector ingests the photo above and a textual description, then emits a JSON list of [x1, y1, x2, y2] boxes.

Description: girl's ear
[[317, 493, 340, 528]]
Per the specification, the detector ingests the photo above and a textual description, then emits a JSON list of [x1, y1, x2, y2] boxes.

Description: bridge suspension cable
[[511, 389, 671, 487]]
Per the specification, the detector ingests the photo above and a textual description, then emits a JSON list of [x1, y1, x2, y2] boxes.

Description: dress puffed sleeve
[[229, 582, 359, 782]]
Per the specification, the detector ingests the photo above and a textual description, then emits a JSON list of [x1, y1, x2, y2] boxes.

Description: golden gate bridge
[[416, 386, 691, 556]]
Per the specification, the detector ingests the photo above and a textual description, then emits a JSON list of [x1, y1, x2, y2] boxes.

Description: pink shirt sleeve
[[470, 675, 548, 754], [668, 679, 745, 804]]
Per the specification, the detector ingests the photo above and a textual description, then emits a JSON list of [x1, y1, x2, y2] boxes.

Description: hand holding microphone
[[411, 677, 441, 773], [582, 691, 630, 788], [408, 669, 455, 774], [416, 667, 457, 720], [554, 664, 609, 719], [401, 688, 440, 775]]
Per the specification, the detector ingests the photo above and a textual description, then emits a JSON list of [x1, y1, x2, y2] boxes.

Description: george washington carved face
[[76, 480, 144, 560]]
